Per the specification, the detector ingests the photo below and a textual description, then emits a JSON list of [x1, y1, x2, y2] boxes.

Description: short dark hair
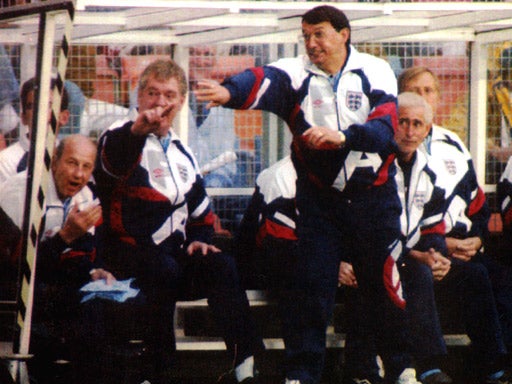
[[20, 77, 69, 114], [302, 5, 351, 44]]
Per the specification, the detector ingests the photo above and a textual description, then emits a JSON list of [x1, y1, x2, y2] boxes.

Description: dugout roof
[[1, 0, 512, 45]]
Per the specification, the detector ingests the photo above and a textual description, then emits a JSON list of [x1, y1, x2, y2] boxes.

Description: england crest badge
[[177, 163, 189, 182], [346, 91, 363, 111], [413, 192, 426, 210], [443, 159, 457, 175]]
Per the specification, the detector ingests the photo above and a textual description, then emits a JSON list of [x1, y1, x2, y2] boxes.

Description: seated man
[[234, 155, 299, 334], [400, 66, 512, 383], [0, 134, 114, 384], [94, 58, 264, 384], [397, 67, 490, 268], [495, 156, 512, 345], [341, 92, 451, 384], [0, 77, 70, 183], [344, 92, 511, 384], [0, 206, 20, 302], [497, 155, 512, 244]]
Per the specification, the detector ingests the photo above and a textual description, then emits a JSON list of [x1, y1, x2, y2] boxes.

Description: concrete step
[[175, 290, 470, 349]]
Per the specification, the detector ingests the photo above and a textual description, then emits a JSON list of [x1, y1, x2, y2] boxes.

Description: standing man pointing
[[196, 5, 418, 384]]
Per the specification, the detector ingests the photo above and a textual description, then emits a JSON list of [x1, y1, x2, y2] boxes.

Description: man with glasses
[[196, 5, 419, 384]]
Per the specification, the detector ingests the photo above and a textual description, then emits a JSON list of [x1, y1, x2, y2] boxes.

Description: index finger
[[302, 127, 317, 137], [208, 244, 221, 253], [81, 204, 102, 215], [161, 103, 175, 118], [196, 80, 218, 89], [68, 204, 79, 214], [456, 241, 472, 250]]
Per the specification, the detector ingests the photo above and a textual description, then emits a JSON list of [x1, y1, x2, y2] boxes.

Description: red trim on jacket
[[421, 221, 446, 236], [368, 101, 398, 133], [373, 154, 395, 187], [241, 67, 265, 110], [468, 187, 486, 217], [256, 218, 297, 247]]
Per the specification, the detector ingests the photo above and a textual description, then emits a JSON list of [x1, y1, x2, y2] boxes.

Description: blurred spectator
[[59, 80, 85, 135], [188, 45, 238, 187], [0, 45, 20, 148], [0, 77, 69, 184], [65, 45, 129, 140], [79, 96, 129, 140]]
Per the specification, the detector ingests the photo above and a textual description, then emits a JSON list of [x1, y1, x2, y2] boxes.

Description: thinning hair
[[398, 91, 434, 126], [138, 59, 188, 97], [54, 134, 96, 162], [397, 66, 440, 94]]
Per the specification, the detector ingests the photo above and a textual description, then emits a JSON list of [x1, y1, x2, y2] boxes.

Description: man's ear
[[21, 110, 29, 126], [50, 146, 58, 171], [339, 28, 350, 44], [424, 123, 433, 139]]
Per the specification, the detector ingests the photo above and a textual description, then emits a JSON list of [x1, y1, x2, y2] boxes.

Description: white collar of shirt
[[42, 174, 94, 240]]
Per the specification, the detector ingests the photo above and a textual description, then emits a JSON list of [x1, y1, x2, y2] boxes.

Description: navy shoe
[[486, 370, 512, 384], [349, 379, 382, 384], [240, 378, 259, 384], [421, 371, 453, 384], [343, 377, 383, 384], [217, 369, 259, 384]]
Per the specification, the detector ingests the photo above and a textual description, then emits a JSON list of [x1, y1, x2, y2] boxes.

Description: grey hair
[[397, 91, 433, 126]]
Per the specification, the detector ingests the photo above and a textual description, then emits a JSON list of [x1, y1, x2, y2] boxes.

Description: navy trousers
[[103, 241, 264, 383], [435, 258, 507, 372], [344, 256, 508, 381], [282, 180, 411, 384], [343, 258, 447, 382]]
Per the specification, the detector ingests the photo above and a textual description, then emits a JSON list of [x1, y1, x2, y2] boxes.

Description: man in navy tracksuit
[[237, 149, 446, 384], [0, 135, 114, 384], [329, 92, 450, 384], [400, 67, 511, 384], [196, 5, 418, 384], [235, 155, 298, 293], [498, 157, 512, 238], [94, 59, 263, 384], [342, 92, 452, 384]]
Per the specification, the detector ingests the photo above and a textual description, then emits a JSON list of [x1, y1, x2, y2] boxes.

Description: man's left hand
[[59, 204, 102, 244], [302, 126, 345, 150], [446, 236, 482, 261], [187, 241, 221, 256], [90, 268, 116, 285]]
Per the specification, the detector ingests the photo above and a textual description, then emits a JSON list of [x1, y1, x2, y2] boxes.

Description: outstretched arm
[[194, 80, 231, 109]]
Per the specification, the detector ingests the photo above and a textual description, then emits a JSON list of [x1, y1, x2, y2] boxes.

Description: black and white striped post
[[0, 2, 76, 383]]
